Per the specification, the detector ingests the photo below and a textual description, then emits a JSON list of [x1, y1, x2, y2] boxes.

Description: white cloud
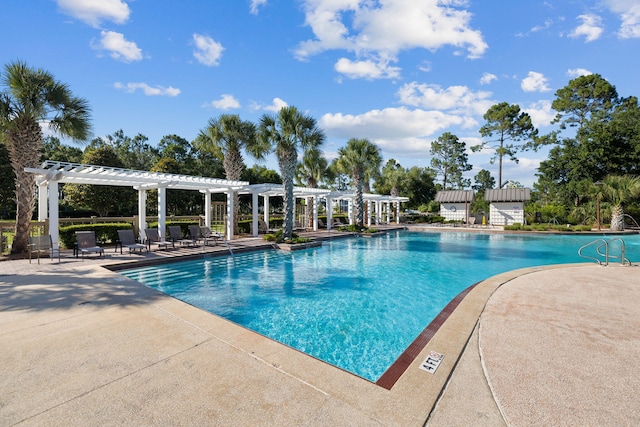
[[294, 0, 487, 80], [250, 0, 267, 15], [319, 107, 466, 156], [114, 82, 180, 96], [93, 31, 143, 62], [57, 0, 130, 27], [567, 68, 592, 78], [251, 97, 288, 112], [193, 34, 224, 66], [396, 82, 494, 116], [521, 71, 551, 92], [334, 58, 401, 80], [523, 100, 555, 128], [569, 14, 604, 42], [603, 0, 640, 38], [480, 72, 497, 85], [208, 94, 240, 109]]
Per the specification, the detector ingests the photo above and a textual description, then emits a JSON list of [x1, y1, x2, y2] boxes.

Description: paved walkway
[[1, 229, 639, 426]]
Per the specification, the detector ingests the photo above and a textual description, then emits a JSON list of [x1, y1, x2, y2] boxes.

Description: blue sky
[[2, 0, 640, 188]]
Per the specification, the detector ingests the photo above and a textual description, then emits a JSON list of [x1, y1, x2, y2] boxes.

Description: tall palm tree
[[0, 61, 91, 253], [336, 138, 382, 227], [195, 114, 257, 234], [256, 106, 325, 239], [601, 175, 640, 231], [296, 148, 329, 227]]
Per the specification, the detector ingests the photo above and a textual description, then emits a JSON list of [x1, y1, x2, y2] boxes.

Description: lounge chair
[[117, 229, 147, 255], [258, 219, 278, 234], [75, 231, 105, 259], [199, 226, 220, 245], [168, 225, 196, 247], [28, 234, 60, 264], [317, 219, 327, 229], [188, 224, 208, 246], [144, 228, 171, 251]]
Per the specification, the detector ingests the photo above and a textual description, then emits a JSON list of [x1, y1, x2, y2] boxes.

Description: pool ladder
[[578, 238, 631, 266]]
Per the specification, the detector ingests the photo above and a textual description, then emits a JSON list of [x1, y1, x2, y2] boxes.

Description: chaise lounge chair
[[168, 225, 196, 247], [117, 229, 148, 255], [75, 231, 105, 259], [144, 228, 172, 251]]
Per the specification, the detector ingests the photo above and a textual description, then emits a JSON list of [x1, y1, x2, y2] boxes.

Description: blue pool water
[[118, 231, 640, 381]]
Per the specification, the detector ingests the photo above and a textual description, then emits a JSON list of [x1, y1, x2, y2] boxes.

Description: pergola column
[[263, 195, 270, 227], [38, 182, 48, 221], [226, 189, 234, 240], [157, 186, 166, 240], [395, 202, 401, 224], [312, 196, 318, 231], [252, 191, 259, 237], [367, 200, 372, 227], [347, 199, 353, 225], [204, 190, 211, 229], [137, 189, 146, 238], [48, 180, 59, 249], [326, 197, 333, 231]]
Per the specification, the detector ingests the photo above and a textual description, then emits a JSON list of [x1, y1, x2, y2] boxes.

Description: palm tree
[[336, 138, 382, 228], [601, 175, 640, 231], [256, 106, 325, 239], [296, 148, 329, 227], [0, 61, 91, 253], [195, 114, 257, 234]]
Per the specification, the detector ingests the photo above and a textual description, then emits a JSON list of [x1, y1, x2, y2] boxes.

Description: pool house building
[[484, 188, 531, 225]]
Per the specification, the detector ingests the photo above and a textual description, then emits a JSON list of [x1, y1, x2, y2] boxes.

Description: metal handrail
[[578, 238, 630, 266], [578, 239, 608, 265]]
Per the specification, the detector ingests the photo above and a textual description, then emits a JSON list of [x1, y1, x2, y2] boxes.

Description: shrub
[[263, 229, 310, 244], [59, 222, 132, 248]]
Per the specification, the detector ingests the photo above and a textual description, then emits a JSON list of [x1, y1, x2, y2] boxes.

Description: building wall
[[440, 203, 468, 222], [489, 202, 525, 225]]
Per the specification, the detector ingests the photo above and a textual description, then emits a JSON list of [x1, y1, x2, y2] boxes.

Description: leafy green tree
[[471, 102, 537, 188], [430, 132, 472, 189], [41, 136, 83, 163], [336, 138, 383, 227], [374, 159, 404, 196], [472, 169, 495, 191], [0, 61, 91, 253], [257, 106, 325, 238], [64, 146, 134, 217], [242, 164, 282, 184], [96, 130, 159, 171], [402, 166, 437, 208]]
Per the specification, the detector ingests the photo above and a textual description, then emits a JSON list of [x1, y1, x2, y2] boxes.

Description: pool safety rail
[[578, 238, 631, 266]]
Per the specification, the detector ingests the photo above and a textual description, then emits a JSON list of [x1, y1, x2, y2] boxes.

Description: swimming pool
[[118, 231, 640, 382]]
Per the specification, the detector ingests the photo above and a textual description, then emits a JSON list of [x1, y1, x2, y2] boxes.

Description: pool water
[[118, 231, 640, 381]]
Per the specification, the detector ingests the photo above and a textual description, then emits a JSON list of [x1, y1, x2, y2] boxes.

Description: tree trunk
[[7, 120, 42, 254], [354, 170, 364, 227], [223, 147, 245, 235], [610, 204, 625, 231], [279, 149, 298, 239]]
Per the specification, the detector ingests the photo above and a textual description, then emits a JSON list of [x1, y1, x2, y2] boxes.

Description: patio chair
[[168, 225, 196, 247], [117, 229, 148, 255], [75, 231, 105, 259], [317, 219, 327, 229], [144, 228, 172, 251], [28, 234, 60, 264], [200, 226, 220, 246], [188, 224, 207, 246], [258, 219, 278, 234]]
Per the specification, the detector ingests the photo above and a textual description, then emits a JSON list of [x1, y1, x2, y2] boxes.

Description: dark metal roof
[[484, 188, 531, 202], [435, 190, 475, 203]]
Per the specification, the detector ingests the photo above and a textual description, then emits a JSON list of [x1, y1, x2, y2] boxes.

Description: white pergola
[[27, 161, 410, 248], [27, 161, 248, 248]]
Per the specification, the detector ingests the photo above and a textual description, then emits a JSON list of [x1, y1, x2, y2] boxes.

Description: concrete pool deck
[[1, 230, 639, 426]]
